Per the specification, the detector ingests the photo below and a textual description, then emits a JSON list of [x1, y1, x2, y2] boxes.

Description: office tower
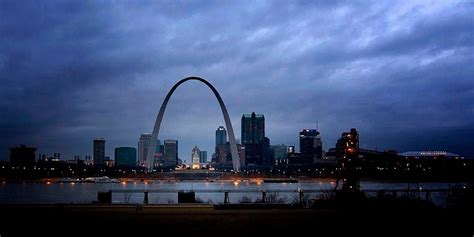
[[138, 133, 160, 166], [163, 139, 178, 167], [215, 126, 227, 148], [241, 112, 265, 144], [261, 137, 271, 165], [199, 151, 207, 163], [93, 138, 105, 165], [300, 129, 323, 165], [115, 147, 137, 167], [335, 128, 359, 191], [241, 112, 266, 166], [216, 143, 230, 165]]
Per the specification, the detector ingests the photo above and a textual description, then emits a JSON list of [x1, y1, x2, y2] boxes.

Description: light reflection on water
[[0, 179, 462, 206]]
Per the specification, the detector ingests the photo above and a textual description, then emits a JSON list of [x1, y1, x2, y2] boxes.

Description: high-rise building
[[335, 128, 359, 191], [238, 144, 246, 168], [9, 145, 36, 165], [299, 129, 323, 165], [163, 140, 178, 167], [93, 138, 105, 165], [241, 112, 266, 166], [241, 112, 265, 144], [191, 145, 200, 169], [216, 143, 230, 165], [215, 126, 227, 148], [261, 137, 272, 165], [115, 147, 137, 167], [199, 151, 207, 163], [244, 143, 261, 165], [138, 133, 160, 167]]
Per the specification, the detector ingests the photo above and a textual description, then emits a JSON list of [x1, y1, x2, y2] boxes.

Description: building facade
[[299, 129, 323, 165], [241, 112, 265, 144], [115, 147, 137, 167], [241, 112, 268, 166], [138, 133, 160, 167], [215, 126, 227, 147], [93, 138, 105, 165], [9, 145, 36, 165], [163, 139, 178, 167], [199, 150, 207, 163], [271, 144, 288, 165], [191, 145, 201, 169]]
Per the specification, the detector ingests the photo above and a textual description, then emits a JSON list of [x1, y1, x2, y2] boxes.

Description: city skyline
[[1, 1, 473, 160]]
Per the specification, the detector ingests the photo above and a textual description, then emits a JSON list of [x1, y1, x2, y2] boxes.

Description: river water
[[0, 179, 462, 206]]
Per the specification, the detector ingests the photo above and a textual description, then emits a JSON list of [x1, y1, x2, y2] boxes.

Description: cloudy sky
[[1, 0, 473, 161]]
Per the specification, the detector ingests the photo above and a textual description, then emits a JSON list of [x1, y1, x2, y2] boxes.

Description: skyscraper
[[216, 143, 230, 165], [163, 139, 178, 167], [241, 112, 266, 166], [241, 112, 265, 144], [261, 137, 272, 165], [299, 129, 323, 165], [215, 126, 227, 148], [335, 128, 359, 191], [93, 138, 105, 165], [115, 147, 137, 167], [138, 133, 160, 167], [199, 150, 207, 163]]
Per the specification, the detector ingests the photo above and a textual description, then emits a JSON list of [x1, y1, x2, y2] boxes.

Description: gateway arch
[[146, 76, 241, 172]]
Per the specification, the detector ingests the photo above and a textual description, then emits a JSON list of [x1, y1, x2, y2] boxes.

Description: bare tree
[[266, 193, 287, 204], [239, 195, 252, 203]]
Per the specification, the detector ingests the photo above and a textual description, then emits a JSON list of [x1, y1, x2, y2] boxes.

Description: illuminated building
[[288, 145, 295, 153], [216, 126, 227, 147], [104, 157, 115, 167], [271, 144, 288, 165], [192, 145, 201, 169], [399, 151, 463, 160], [336, 128, 359, 191]]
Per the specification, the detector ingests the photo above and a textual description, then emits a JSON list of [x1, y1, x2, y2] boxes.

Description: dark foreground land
[[0, 201, 472, 236]]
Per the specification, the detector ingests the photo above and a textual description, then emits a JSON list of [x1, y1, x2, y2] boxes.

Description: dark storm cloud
[[0, 1, 473, 160]]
